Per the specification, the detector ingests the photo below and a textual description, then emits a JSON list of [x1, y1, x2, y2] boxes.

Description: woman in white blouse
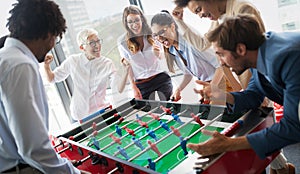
[[118, 5, 173, 101]]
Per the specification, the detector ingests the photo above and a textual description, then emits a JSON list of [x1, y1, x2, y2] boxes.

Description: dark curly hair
[[173, 0, 191, 8], [7, 0, 66, 40]]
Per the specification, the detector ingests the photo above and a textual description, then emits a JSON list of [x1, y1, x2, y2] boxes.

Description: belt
[[135, 73, 160, 85], [3, 163, 30, 173]]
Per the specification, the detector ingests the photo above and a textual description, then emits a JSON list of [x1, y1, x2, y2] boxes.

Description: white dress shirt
[[0, 37, 80, 173], [117, 34, 164, 80], [52, 53, 116, 120]]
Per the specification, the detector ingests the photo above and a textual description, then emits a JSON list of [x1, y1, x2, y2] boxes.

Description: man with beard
[[0, 0, 89, 173], [191, 14, 298, 174]]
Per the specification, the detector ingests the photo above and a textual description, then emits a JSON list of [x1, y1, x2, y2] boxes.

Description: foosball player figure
[[136, 114, 142, 120], [109, 133, 122, 145], [136, 119, 149, 128], [148, 112, 160, 121], [191, 113, 205, 126], [159, 120, 171, 132], [179, 137, 188, 155], [132, 137, 144, 150], [160, 105, 172, 114], [148, 158, 156, 171], [123, 126, 136, 136], [146, 128, 158, 141], [171, 113, 184, 125], [115, 125, 122, 137], [147, 140, 162, 156], [117, 146, 130, 160], [114, 112, 125, 124], [92, 121, 97, 131], [170, 126, 181, 138], [92, 131, 100, 150]]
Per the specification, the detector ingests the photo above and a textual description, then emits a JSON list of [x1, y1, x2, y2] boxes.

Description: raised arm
[[172, 6, 211, 51], [43, 54, 55, 82]]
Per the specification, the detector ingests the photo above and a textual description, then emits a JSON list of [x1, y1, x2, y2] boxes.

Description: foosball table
[[51, 99, 278, 174]]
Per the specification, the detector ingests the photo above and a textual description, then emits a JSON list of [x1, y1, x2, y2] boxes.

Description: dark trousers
[[136, 72, 173, 101]]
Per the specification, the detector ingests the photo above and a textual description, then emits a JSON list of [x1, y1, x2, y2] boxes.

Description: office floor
[[266, 143, 300, 174]]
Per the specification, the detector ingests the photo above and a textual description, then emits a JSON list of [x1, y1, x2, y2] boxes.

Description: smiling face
[[151, 23, 177, 48], [187, 0, 226, 21], [82, 34, 102, 59], [126, 14, 142, 35], [212, 42, 250, 75]]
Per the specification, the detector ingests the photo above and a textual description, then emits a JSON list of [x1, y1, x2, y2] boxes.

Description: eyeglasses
[[152, 27, 168, 39], [86, 39, 103, 47], [127, 18, 141, 26], [55, 36, 62, 45]]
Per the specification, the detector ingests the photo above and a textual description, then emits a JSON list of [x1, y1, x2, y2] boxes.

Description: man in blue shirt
[[189, 14, 299, 173]]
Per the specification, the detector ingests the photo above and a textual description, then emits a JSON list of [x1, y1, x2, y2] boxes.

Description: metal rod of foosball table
[[107, 167, 118, 174], [184, 112, 224, 140], [109, 111, 224, 174], [72, 154, 91, 167], [100, 106, 161, 151], [153, 112, 223, 163], [79, 105, 112, 124], [112, 107, 183, 156], [79, 105, 146, 143], [53, 139, 64, 149], [57, 143, 72, 154], [107, 108, 187, 174], [86, 105, 149, 146], [74, 104, 137, 142], [122, 109, 189, 160], [132, 111, 204, 164]]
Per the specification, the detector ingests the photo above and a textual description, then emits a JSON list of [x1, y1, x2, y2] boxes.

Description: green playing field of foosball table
[[83, 115, 224, 174]]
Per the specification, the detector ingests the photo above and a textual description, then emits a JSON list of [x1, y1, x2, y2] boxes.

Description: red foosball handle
[[222, 120, 243, 137]]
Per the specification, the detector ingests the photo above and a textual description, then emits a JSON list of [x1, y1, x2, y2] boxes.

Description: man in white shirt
[[0, 0, 88, 173], [44, 28, 128, 121]]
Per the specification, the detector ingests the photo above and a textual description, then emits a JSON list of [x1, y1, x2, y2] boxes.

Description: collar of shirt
[[176, 34, 187, 51], [256, 32, 273, 83], [169, 34, 187, 55], [81, 53, 91, 65], [256, 32, 271, 76], [4, 37, 39, 67], [80, 53, 106, 66]]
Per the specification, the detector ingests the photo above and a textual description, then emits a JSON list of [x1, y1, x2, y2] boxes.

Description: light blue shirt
[[169, 34, 220, 81], [0, 37, 80, 173]]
